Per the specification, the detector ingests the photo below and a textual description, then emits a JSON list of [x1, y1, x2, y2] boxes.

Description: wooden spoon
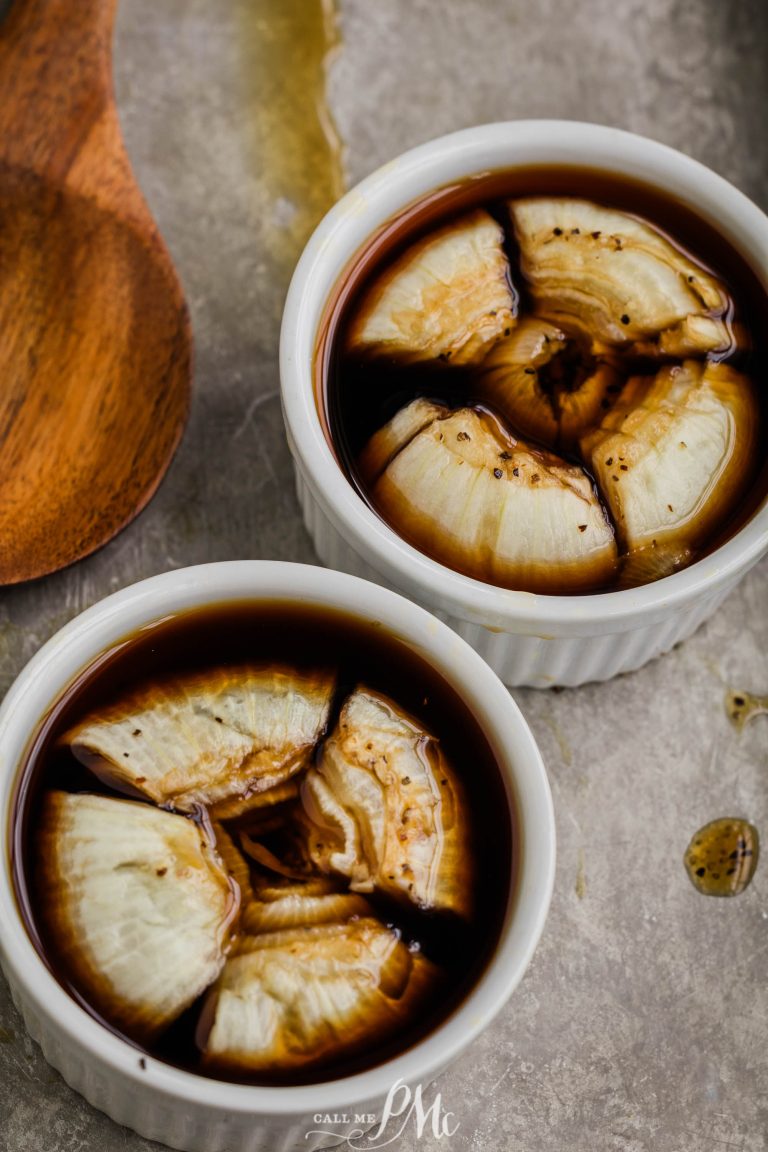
[[0, 0, 191, 584]]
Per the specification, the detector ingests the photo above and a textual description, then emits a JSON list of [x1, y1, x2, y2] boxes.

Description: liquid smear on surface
[[684, 818, 759, 897], [726, 689, 768, 731], [240, 0, 345, 278]]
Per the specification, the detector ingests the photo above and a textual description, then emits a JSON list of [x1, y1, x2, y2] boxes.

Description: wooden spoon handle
[[0, 0, 145, 217]]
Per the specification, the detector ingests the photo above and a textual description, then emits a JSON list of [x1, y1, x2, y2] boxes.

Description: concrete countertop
[[1, 2, 766, 1149]]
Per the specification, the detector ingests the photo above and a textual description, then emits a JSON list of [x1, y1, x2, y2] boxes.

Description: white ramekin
[[0, 561, 554, 1152], [280, 120, 768, 688]]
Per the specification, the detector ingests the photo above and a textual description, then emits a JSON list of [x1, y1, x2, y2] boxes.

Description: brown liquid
[[726, 689, 768, 731], [10, 601, 513, 1085], [684, 817, 759, 896], [316, 167, 768, 593]]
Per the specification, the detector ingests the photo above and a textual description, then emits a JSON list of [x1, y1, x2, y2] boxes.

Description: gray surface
[[1, 1, 767, 1149]]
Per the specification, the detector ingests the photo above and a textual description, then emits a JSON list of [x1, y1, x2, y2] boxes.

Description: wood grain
[[0, 0, 191, 584]]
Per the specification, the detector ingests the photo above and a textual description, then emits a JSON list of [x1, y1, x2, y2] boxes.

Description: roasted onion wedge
[[617, 541, 693, 588], [212, 822, 255, 906], [359, 397, 446, 483], [299, 685, 472, 917], [476, 317, 623, 448], [210, 779, 300, 823], [510, 198, 734, 354], [347, 210, 517, 366], [201, 918, 437, 1073], [211, 823, 368, 934], [242, 872, 371, 934], [581, 360, 758, 555], [629, 314, 737, 360], [363, 401, 617, 592], [37, 792, 235, 1041], [475, 318, 563, 445], [65, 666, 335, 812]]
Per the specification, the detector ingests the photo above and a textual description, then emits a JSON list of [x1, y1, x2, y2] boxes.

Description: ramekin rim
[[0, 560, 555, 1116], [280, 119, 768, 629]]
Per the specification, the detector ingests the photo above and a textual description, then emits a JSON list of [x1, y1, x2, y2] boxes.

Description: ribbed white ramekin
[[280, 121, 768, 688], [0, 562, 554, 1151]]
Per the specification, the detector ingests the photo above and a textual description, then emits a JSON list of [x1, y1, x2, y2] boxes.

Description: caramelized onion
[[65, 666, 334, 811], [581, 360, 758, 555], [38, 792, 234, 1041], [510, 197, 734, 354], [201, 918, 438, 1072], [347, 210, 517, 366], [366, 401, 618, 593]]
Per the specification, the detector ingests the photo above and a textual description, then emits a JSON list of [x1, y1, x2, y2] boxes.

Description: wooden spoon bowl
[[0, 0, 191, 584]]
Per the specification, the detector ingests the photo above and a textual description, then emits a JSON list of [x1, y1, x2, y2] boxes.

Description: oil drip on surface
[[726, 689, 768, 731], [684, 818, 759, 897], [239, 0, 345, 280]]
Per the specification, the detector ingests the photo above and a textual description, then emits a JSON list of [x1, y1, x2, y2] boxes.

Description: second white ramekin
[[0, 561, 554, 1152], [280, 121, 768, 687]]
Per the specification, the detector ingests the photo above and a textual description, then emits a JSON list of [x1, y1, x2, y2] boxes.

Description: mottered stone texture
[[0, 1, 766, 1150]]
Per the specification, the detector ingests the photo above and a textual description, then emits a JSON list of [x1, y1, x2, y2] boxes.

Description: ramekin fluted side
[[294, 466, 736, 688], [281, 122, 768, 692], [5, 965, 361, 1152], [444, 591, 730, 687], [0, 561, 554, 1152]]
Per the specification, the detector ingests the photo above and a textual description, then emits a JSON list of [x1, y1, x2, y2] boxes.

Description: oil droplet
[[574, 847, 586, 900], [544, 713, 573, 766], [726, 689, 768, 731], [684, 817, 759, 897], [238, 0, 346, 280]]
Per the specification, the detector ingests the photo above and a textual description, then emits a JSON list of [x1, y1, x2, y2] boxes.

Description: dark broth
[[317, 166, 768, 592], [10, 601, 513, 1085]]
